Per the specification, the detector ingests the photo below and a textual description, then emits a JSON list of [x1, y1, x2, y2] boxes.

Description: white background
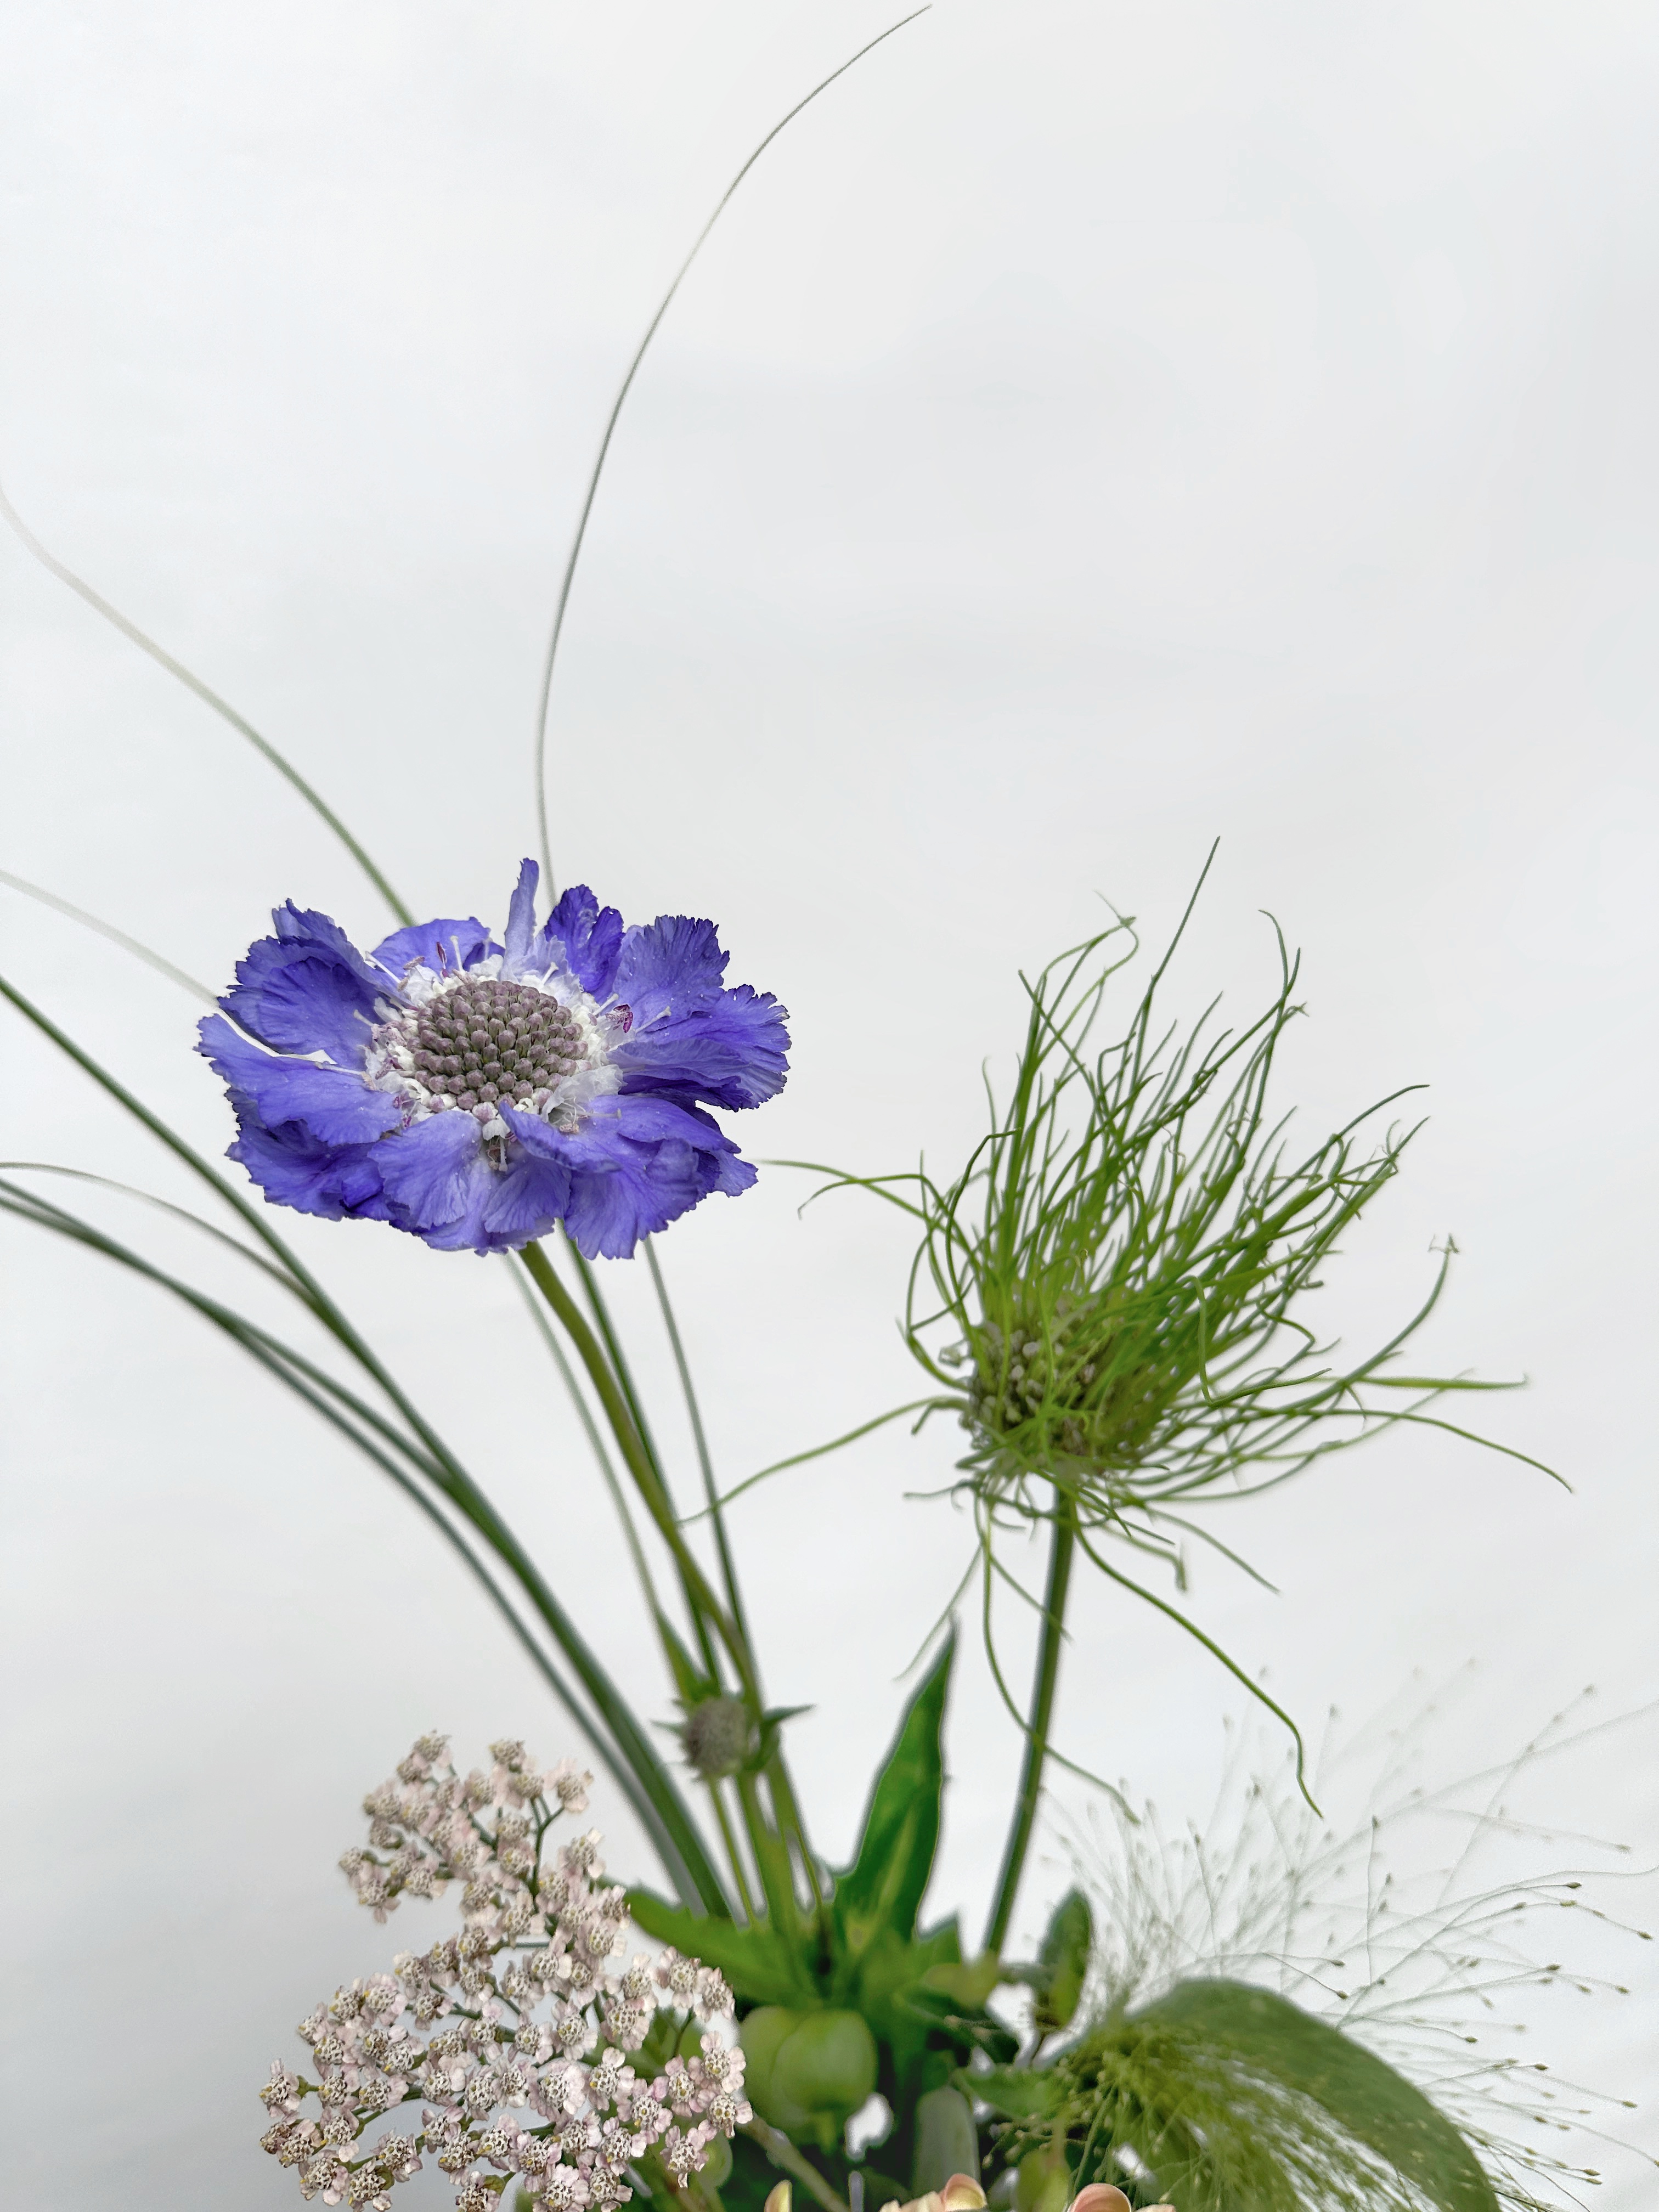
[[2, 3, 1656, 2204]]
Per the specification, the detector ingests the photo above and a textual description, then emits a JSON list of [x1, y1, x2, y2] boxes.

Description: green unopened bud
[[1015, 2149, 1071, 2212], [680, 1696, 753, 1780], [741, 2005, 878, 2150]]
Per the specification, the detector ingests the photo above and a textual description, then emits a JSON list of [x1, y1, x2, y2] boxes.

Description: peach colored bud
[[764, 2186, 792, 2212], [882, 2180, 988, 2212], [1068, 2189, 1133, 2212]]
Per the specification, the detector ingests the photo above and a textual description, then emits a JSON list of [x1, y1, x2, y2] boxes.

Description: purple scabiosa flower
[[198, 861, 788, 1259]]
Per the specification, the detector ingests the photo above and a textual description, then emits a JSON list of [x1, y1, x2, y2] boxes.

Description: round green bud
[[740, 2007, 810, 2131], [772, 2009, 878, 2121], [741, 2005, 879, 2151]]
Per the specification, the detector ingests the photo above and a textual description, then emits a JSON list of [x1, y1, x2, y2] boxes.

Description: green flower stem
[[524, 1240, 809, 1925], [514, 1255, 763, 1917], [736, 1769, 802, 1937], [708, 1779, 761, 1922], [642, 1240, 823, 1903], [520, 1242, 756, 1696], [567, 1246, 723, 1689], [511, 1257, 664, 1615], [558, 1244, 821, 1915], [764, 1755, 825, 1911], [644, 1238, 753, 1656], [741, 2121, 850, 2212], [984, 1498, 1077, 1956]]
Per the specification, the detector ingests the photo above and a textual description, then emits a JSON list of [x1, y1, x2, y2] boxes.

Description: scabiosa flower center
[[408, 975, 586, 1112], [365, 968, 628, 1139]]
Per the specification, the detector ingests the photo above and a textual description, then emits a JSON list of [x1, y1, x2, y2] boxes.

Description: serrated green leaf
[[626, 1889, 816, 2008], [1131, 1980, 1498, 2212], [833, 1633, 955, 1961]]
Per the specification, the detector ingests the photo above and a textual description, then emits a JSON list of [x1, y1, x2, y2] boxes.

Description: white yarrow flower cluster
[[259, 1735, 748, 2211]]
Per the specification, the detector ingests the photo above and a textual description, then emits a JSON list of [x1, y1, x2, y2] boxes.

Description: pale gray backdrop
[[1, 4, 1655, 2205]]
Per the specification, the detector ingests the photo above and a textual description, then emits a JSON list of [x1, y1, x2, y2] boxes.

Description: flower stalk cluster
[[259, 1736, 749, 2211]]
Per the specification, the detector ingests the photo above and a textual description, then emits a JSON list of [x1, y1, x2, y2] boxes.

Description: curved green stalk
[[984, 1500, 1076, 1956], [532, 7, 933, 890]]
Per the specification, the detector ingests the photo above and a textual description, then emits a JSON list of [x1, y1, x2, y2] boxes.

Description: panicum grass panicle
[[1035, 1692, 1655, 2211]]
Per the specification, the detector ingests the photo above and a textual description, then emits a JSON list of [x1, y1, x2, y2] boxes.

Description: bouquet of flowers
[[1, 16, 1645, 2212]]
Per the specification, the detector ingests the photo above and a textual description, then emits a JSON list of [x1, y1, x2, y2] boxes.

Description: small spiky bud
[[680, 1697, 753, 1780]]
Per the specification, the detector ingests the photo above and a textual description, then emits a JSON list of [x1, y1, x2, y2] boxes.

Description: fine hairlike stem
[[984, 1498, 1077, 1957], [532, 8, 934, 894]]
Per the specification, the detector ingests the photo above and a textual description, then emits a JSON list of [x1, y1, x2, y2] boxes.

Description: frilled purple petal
[[370, 916, 496, 978], [505, 1093, 755, 1260], [502, 859, 556, 981], [544, 883, 624, 999], [198, 1015, 403, 1148], [478, 1147, 575, 1249], [612, 915, 729, 1026], [372, 1108, 577, 1254], [227, 1110, 391, 1222], [218, 902, 389, 1065], [613, 981, 790, 1111], [373, 1111, 495, 1239]]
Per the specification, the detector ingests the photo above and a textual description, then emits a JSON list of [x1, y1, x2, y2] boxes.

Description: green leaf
[[968, 2065, 1064, 2123], [656, 1610, 718, 1709], [626, 1889, 815, 2007], [833, 1633, 955, 1961], [751, 1703, 814, 1771], [1034, 1888, 1092, 2034]]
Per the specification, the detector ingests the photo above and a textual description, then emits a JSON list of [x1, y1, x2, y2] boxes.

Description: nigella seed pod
[[849, 866, 1538, 1787]]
